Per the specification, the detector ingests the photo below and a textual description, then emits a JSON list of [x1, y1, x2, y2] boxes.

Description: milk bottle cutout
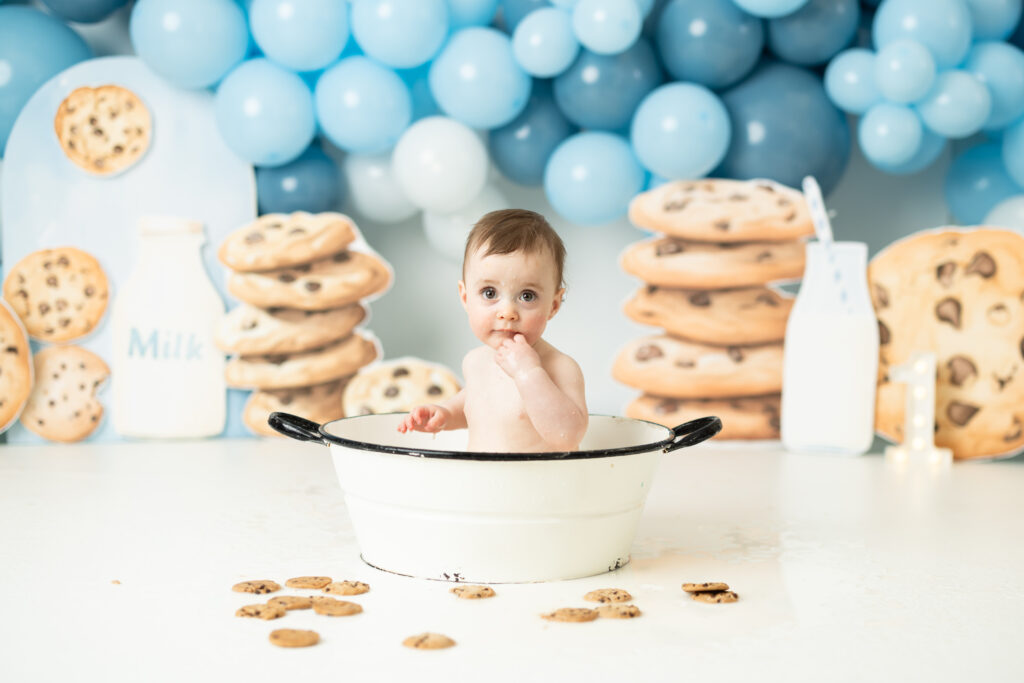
[[781, 177, 879, 455], [111, 216, 226, 438]]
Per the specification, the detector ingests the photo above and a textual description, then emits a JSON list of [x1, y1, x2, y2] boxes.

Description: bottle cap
[[138, 216, 204, 236]]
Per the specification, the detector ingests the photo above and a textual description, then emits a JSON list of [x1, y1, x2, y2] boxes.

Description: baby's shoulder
[[540, 342, 583, 377], [462, 346, 492, 373]]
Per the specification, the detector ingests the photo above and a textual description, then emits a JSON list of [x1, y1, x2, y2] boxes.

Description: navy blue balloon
[[490, 80, 577, 186], [768, 0, 860, 66], [40, 0, 130, 23], [501, 0, 549, 32], [719, 62, 851, 194], [256, 144, 342, 214], [656, 0, 764, 90], [553, 38, 663, 130]]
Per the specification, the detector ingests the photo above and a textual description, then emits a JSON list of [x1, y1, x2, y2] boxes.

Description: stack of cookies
[[215, 212, 392, 437], [613, 179, 814, 440]]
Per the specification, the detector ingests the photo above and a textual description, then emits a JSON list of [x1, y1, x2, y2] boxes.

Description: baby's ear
[[548, 288, 565, 319], [458, 280, 468, 309]]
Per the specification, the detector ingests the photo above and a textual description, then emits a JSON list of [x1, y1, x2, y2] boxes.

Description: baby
[[397, 209, 588, 452]]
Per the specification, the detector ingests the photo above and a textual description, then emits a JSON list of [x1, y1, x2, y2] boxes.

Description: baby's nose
[[498, 304, 518, 320]]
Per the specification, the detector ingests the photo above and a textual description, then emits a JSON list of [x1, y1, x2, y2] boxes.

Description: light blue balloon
[[490, 81, 576, 186], [130, 0, 249, 89], [397, 64, 441, 122], [655, 0, 764, 90], [256, 143, 343, 214], [1001, 117, 1024, 187], [429, 27, 532, 129], [513, 7, 580, 77], [447, 0, 500, 28], [631, 83, 731, 179], [544, 131, 645, 225], [571, 0, 642, 55], [963, 41, 1024, 130], [872, 0, 973, 69], [824, 48, 881, 114], [0, 6, 91, 154], [768, 0, 859, 66], [874, 129, 947, 175], [351, 0, 449, 68], [501, 0, 550, 31], [733, 0, 809, 18], [315, 56, 412, 153], [249, 0, 349, 72], [965, 0, 1022, 40], [916, 70, 992, 139], [944, 143, 1022, 224], [215, 58, 316, 166], [873, 39, 935, 104], [858, 103, 922, 167]]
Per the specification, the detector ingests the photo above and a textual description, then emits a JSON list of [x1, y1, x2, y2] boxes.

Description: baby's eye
[[481, 287, 497, 300], [520, 290, 537, 303]]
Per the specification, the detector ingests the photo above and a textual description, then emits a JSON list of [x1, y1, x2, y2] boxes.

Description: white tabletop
[[1, 438, 1021, 683]]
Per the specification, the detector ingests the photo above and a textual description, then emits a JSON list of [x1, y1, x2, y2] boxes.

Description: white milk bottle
[[111, 216, 226, 438], [781, 241, 879, 454]]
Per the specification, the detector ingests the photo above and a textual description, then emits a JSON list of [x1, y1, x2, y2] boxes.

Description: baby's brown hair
[[463, 209, 566, 289]]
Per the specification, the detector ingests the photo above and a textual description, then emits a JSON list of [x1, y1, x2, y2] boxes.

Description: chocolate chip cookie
[[342, 356, 461, 416], [629, 178, 813, 243], [402, 633, 456, 649], [0, 300, 32, 433], [540, 607, 599, 622], [218, 212, 358, 272], [216, 302, 367, 356], [869, 228, 1024, 460], [626, 394, 780, 440], [243, 378, 350, 437], [20, 345, 109, 442], [269, 629, 320, 647], [226, 333, 379, 390], [54, 85, 151, 176]]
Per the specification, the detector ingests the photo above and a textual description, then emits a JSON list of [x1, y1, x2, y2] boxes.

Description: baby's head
[[458, 209, 567, 349]]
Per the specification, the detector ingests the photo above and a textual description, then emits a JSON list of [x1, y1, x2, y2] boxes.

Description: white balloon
[[423, 184, 510, 261], [343, 152, 419, 225], [392, 116, 489, 213], [984, 194, 1024, 233]]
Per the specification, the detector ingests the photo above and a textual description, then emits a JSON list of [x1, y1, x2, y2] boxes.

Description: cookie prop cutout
[[218, 212, 357, 273], [54, 85, 151, 176], [616, 179, 811, 440], [242, 379, 349, 438], [342, 356, 461, 417], [20, 345, 109, 442], [869, 228, 1024, 460], [2, 247, 110, 343], [0, 300, 33, 433]]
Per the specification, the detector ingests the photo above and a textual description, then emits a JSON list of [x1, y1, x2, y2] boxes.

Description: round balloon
[[490, 81, 577, 186], [392, 116, 489, 212], [502, 0, 551, 31], [0, 6, 92, 154], [513, 7, 580, 77], [571, 0, 642, 55], [732, 0, 809, 18], [944, 143, 1022, 224], [656, 0, 764, 90], [719, 61, 851, 194], [397, 64, 442, 122], [872, 0, 973, 69], [965, 0, 1022, 41], [447, 0, 500, 28], [250, 0, 349, 72], [350, 0, 449, 68], [915, 70, 992, 139], [857, 103, 922, 167], [962, 41, 1024, 130], [40, 0, 130, 23], [873, 128, 947, 175], [315, 56, 412, 153], [343, 152, 419, 224], [256, 144, 342, 214], [873, 39, 936, 104], [424, 184, 510, 260], [130, 0, 249, 89], [984, 194, 1024, 230], [823, 48, 881, 114], [768, 0, 859, 67], [543, 131, 646, 225]]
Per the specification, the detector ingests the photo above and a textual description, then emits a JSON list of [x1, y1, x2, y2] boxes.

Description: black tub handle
[[664, 416, 722, 453], [268, 412, 329, 446]]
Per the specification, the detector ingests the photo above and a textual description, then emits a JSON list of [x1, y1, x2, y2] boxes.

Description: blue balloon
[[858, 103, 922, 167], [215, 58, 316, 166], [768, 0, 859, 66], [130, 0, 248, 89], [0, 7, 91, 154], [916, 70, 992, 139], [719, 61, 851, 194], [944, 143, 1022, 224], [513, 7, 580, 77], [39, 0, 129, 23], [315, 57, 411, 153], [733, 0, 809, 18], [571, 0, 642, 55], [553, 38, 663, 130], [501, 0, 550, 31], [874, 129, 947, 175], [447, 0, 500, 28], [1001, 117, 1024, 187], [873, 39, 935, 104], [872, 0, 973, 69], [966, 0, 1022, 40], [824, 48, 881, 114], [256, 144, 342, 214], [351, 0, 449, 68], [489, 81, 577, 186], [429, 27, 532, 129], [963, 41, 1024, 130], [631, 83, 731, 179], [249, 0, 349, 72], [544, 131, 646, 225], [656, 0, 764, 90]]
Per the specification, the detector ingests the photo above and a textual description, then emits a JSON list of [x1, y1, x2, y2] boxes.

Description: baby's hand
[[397, 404, 451, 433], [495, 333, 542, 380]]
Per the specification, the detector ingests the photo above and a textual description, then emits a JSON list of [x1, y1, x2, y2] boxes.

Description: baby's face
[[459, 246, 564, 349]]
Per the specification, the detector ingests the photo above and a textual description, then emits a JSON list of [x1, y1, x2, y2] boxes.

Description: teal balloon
[[256, 144, 342, 214], [40, 0, 130, 23], [963, 41, 1024, 130], [768, 0, 859, 67], [571, 0, 642, 55], [447, 0, 500, 28], [916, 70, 991, 139], [544, 131, 645, 225], [502, 0, 551, 31], [872, 0, 973, 69], [944, 143, 1022, 224], [315, 56, 412, 153], [824, 48, 880, 114], [858, 103, 922, 167], [489, 81, 576, 186], [513, 7, 580, 77], [965, 0, 1022, 40], [1001, 117, 1024, 187], [733, 0, 809, 18], [873, 39, 935, 104], [874, 129, 947, 175]]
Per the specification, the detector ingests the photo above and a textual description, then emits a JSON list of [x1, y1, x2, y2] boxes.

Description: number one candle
[[884, 351, 953, 467]]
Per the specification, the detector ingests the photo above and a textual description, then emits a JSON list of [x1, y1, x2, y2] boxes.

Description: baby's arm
[[396, 388, 467, 433]]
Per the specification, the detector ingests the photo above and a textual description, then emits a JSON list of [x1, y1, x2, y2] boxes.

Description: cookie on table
[[232, 580, 281, 594], [342, 356, 461, 416], [218, 212, 358, 272], [2, 247, 109, 343], [216, 303, 367, 356], [628, 178, 813, 243], [267, 596, 313, 611], [541, 608, 599, 623], [583, 588, 632, 603], [682, 582, 729, 593], [620, 237, 805, 290], [311, 597, 362, 616], [227, 250, 391, 311], [285, 576, 332, 589], [869, 227, 1024, 460], [235, 604, 286, 620], [450, 585, 495, 599], [613, 335, 783, 399], [627, 394, 780, 440], [0, 300, 33, 433], [596, 604, 642, 619], [402, 633, 455, 650], [227, 333, 378, 390], [269, 629, 320, 648], [53, 84, 151, 176], [625, 285, 793, 346], [19, 346, 109, 442], [692, 591, 738, 604], [322, 580, 369, 596], [243, 378, 350, 437]]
